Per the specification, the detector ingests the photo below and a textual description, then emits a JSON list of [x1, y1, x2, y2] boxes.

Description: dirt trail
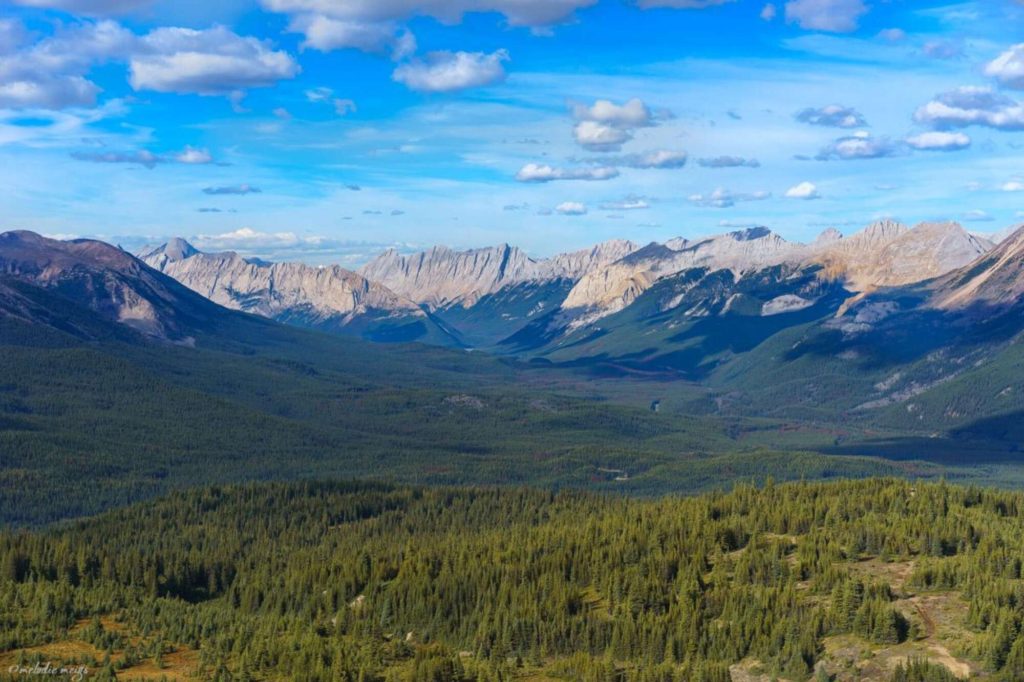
[[912, 598, 971, 679]]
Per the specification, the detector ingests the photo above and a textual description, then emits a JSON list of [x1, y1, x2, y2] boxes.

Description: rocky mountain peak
[[815, 228, 844, 245]]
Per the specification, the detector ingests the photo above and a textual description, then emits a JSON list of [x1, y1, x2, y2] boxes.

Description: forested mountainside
[[2, 478, 1021, 681]]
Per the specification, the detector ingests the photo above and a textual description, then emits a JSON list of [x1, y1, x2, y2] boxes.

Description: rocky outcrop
[[140, 240, 423, 327], [933, 225, 1024, 309], [810, 220, 990, 291], [358, 240, 639, 308], [559, 228, 804, 326]]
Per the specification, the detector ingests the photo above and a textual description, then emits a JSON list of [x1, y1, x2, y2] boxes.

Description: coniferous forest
[[2, 478, 1023, 681]]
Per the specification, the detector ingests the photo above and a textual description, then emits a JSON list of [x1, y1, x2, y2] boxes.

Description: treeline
[[2, 478, 1021, 679]]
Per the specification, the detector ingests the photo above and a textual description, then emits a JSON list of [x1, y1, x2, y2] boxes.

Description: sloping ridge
[[0, 230, 235, 342], [933, 225, 1024, 309]]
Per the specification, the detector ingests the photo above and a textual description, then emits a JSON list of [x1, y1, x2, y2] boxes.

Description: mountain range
[[137, 219, 1002, 353], [6, 222, 1024, 523]]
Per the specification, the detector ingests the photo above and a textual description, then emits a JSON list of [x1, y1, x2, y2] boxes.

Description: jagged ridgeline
[[2, 478, 1021, 681]]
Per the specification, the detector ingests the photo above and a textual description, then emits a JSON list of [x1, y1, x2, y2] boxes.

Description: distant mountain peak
[[815, 228, 843, 244], [729, 226, 773, 241], [163, 237, 199, 261]]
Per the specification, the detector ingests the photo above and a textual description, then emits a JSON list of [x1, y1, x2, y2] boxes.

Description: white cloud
[[70, 145, 215, 168], [985, 44, 1024, 90], [905, 131, 971, 151], [600, 197, 650, 210], [816, 132, 900, 160], [688, 188, 770, 208], [572, 98, 653, 128], [194, 227, 313, 250], [961, 210, 994, 222], [0, 76, 98, 109], [392, 50, 508, 93], [636, 0, 733, 7], [515, 163, 619, 182], [697, 155, 760, 168], [573, 120, 631, 151], [569, 97, 663, 152], [1001, 181, 1024, 192], [554, 201, 587, 215], [130, 26, 300, 95], [785, 181, 820, 199], [795, 104, 865, 128], [174, 145, 213, 164], [285, 15, 415, 59], [914, 86, 1024, 131], [0, 19, 134, 109], [784, 0, 868, 33], [304, 86, 357, 114], [760, 3, 777, 20], [614, 149, 688, 169], [260, 0, 597, 29]]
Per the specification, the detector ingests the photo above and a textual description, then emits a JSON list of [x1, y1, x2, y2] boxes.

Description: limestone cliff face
[[140, 240, 423, 326], [933, 225, 1024, 309], [559, 228, 804, 326], [358, 240, 639, 308], [809, 220, 990, 291]]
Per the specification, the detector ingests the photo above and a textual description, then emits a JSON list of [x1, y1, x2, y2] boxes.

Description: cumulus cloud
[[985, 44, 1024, 90], [784, 0, 868, 32], [286, 14, 415, 59], [515, 163, 619, 182], [0, 76, 99, 109], [129, 26, 300, 95], [1001, 181, 1024, 192], [795, 104, 866, 128], [573, 120, 632, 151], [0, 19, 134, 109], [202, 183, 261, 195], [572, 98, 654, 128], [905, 131, 971, 151], [816, 131, 900, 160], [392, 49, 508, 93], [914, 86, 1024, 131], [688, 188, 770, 208], [174, 146, 213, 164], [0, 19, 300, 108], [760, 3, 777, 20], [784, 181, 820, 199], [570, 98, 663, 151], [555, 201, 587, 215], [70, 145, 215, 168], [697, 155, 761, 168]]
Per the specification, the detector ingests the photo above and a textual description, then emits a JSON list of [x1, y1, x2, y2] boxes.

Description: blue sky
[[2, 0, 1024, 264]]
